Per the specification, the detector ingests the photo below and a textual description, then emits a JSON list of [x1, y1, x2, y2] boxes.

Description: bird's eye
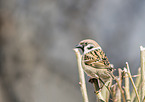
[[87, 46, 94, 50], [85, 42, 88, 45]]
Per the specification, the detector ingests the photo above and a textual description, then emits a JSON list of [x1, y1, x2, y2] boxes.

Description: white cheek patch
[[84, 47, 101, 54]]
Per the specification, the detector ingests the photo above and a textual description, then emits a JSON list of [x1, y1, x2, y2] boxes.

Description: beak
[[75, 44, 84, 52], [75, 44, 83, 49]]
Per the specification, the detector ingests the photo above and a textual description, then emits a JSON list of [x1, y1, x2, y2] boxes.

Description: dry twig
[[126, 62, 140, 102], [74, 48, 89, 102]]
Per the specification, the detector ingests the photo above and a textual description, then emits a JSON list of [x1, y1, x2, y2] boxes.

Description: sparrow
[[76, 39, 114, 87]]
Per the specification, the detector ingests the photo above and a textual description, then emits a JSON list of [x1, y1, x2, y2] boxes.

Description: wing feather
[[83, 49, 110, 68]]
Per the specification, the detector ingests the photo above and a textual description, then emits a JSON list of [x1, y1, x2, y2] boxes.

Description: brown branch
[[112, 70, 126, 102], [140, 46, 145, 101], [124, 68, 131, 101], [73, 48, 89, 102], [131, 68, 141, 102], [126, 62, 140, 102]]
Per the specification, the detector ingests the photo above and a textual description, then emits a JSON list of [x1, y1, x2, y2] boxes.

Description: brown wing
[[83, 48, 110, 68]]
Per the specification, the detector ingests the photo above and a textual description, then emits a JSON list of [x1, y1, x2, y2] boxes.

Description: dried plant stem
[[116, 87, 121, 102], [73, 48, 89, 102], [115, 78, 125, 102], [124, 68, 131, 101], [117, 68, 122, 102], [93, 79, 106, 102], [126, 62, 140, 102], [112, 71, 126, 102], [131, 68, 141, 102], [101, 80, 112, 102], [111, 84, 117, 102], [140, 46, 145, 101]]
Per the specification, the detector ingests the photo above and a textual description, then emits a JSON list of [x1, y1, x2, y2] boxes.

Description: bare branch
[[73, 48, 89, 102]]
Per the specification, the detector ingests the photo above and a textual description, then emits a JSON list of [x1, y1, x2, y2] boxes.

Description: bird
[[75, 39, 114, 88]]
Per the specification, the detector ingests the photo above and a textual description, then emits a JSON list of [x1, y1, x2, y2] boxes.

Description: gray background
[[0, 0, 145, 102]]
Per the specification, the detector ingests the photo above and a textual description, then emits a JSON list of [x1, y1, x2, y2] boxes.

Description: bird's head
[[76, 39, 100, 54]]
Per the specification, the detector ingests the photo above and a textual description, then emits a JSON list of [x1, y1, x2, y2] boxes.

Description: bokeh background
[[0, 0, 145, 102]]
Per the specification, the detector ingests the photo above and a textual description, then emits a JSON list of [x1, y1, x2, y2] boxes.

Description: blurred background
[[0, 0, 145, 102]]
